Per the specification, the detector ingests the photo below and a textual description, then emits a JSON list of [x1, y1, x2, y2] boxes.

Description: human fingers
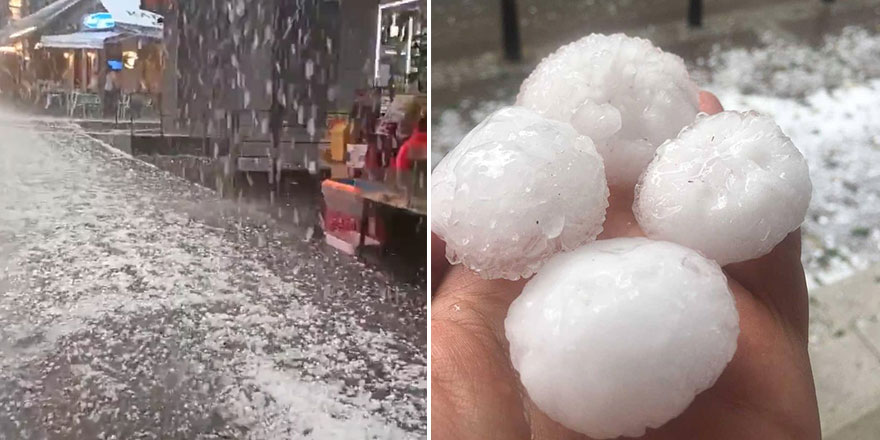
[[699, 91, 724, 115], [432, 233, 452, 294], [723, 230, 810, 340], [431, 265, 531, 439]]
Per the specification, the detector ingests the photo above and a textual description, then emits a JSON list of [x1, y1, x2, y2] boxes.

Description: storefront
[[37, 30, 116, 92], [0, 0, 164, 116], [374, 0, 427, 93], [0, 44, 24, 102], [319, 0, 427, 257]]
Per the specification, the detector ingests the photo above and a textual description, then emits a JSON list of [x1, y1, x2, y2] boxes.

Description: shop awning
[[40, 31, 121, 49], [0, 0, 163, 46], [0, 0, 98, 45]]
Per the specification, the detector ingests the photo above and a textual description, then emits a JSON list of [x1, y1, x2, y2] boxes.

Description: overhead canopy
[[100, 0, 163, 31], [40, 30, 121, 49], [0, 0, 163, 46], [0, 0, 98, 45]]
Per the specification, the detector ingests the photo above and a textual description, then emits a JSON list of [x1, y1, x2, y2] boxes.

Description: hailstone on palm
[[505, 238, 739, 439], [517, 33, 700, 189], [634, 111, 812, 265], [434, 30, 809, 439], [432, 106, 609, 280]]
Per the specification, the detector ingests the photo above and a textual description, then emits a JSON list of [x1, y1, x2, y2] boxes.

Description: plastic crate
[[321, 179, 364, 218]]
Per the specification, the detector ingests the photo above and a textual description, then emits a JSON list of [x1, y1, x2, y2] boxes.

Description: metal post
[[157, 92, 164, 137], [500, 0, 522, 61], [81, 49, 88, 92], [688, 0, 703, 27]]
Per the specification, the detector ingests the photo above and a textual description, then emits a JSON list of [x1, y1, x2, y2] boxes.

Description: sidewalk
[[809, 263, 880, 436], [432, 0, 880, 159], [433, 0, 880, 91], [829, 405, 880, 440]]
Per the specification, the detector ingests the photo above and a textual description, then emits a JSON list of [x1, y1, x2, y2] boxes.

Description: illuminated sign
[[123, 50, 138, 69], [100, 0, 164, 30], [83, 13, 116, 30]]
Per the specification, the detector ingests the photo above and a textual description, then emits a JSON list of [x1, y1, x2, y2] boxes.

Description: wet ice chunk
[[517, 33, 700, 189], [634, 111, 812, 265], [571, 101, 621, 141], [505, 238, 739, 439], [432, 106, 609, 280]]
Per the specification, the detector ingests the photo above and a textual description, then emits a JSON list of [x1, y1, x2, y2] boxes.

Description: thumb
[[699, 91, 724, 114], [431, 233, 451, 294]]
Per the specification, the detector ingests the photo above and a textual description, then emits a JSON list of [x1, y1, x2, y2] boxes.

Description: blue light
[[107, 60, 123, 71], [83, 12, 116, 30]]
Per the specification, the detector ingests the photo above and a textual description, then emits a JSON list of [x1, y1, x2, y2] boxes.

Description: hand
[[431, 92, 821, 439]]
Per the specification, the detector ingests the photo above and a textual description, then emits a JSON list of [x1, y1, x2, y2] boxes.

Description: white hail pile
[[432, 33, 812, 438]]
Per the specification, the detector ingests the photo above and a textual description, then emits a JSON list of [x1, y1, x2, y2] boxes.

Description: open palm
[[431, 92, 821, 439]]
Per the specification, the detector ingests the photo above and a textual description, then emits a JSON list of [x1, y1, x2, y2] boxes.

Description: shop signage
[[100, 0, 163, 30], [83, 13, 116, 30]]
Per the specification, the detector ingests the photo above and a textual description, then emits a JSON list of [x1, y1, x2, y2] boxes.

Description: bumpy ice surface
[[635, 111, 812, 265], [517, 33, 700, 188], [432, 106, 608, 280], [505, 238, 739, 439]]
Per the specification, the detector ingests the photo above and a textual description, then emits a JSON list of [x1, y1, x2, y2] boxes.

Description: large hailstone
[[634, 111, 812, 266], [432, 106, 609, 280], [505, 238, 739, 439], [517, 33, 700, 189]]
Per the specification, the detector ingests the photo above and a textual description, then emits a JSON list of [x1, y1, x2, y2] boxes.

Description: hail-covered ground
[[433, 26, 880, 288], [0, 116, 426, 439]]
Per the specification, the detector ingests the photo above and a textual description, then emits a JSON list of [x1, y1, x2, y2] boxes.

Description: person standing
[[103, 69, 119, 118], [394, 117, 427, 171]]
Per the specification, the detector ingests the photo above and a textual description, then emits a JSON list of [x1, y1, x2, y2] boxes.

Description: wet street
[[0, 115, 426, 439]]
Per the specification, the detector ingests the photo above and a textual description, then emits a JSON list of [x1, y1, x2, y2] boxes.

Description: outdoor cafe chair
[[117, 93, 131, 121], [70, 92, 102, 119]]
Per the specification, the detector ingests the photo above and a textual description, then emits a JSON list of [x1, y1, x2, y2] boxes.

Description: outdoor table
[[43, 90, 66, 111], [356, 179, 427, 256], [69, 92, 102, 118]]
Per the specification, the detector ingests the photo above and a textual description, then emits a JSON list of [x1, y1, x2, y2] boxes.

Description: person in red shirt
[[395, 117, 428, 170]]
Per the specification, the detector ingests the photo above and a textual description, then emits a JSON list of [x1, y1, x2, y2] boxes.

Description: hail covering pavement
[[0, 116, 426, 439]]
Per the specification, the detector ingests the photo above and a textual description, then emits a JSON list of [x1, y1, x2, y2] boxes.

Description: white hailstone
[[432, 106, 609, 280], [634, 111, 812, 266], [517, 33, 700, 189], [505, 238, 739, 439]]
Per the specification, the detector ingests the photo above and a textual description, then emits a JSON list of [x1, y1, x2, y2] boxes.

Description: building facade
[[163, 0, 346, 143]]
